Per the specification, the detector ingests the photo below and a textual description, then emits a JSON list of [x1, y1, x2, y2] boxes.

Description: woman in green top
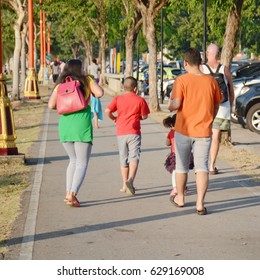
[[48, 59, 104, 207]]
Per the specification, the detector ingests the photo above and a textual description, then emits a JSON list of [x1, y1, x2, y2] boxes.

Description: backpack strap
[[205, 63, 222, 74], [205, 64, 214, 74], [65, 76, 73, 82], [215, 64, 222, 73]]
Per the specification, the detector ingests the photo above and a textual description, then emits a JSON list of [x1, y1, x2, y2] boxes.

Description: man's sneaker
[[126, 179, 135, 196]]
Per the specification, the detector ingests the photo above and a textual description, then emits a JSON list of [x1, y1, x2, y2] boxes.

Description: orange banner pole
[[28, 0, 34, 68], [38, 4, 44, 83], [40, 9, 44, 66], [43, 12, 46, 67], [0, 1, 2, 73], [24, 0, 40, 98]]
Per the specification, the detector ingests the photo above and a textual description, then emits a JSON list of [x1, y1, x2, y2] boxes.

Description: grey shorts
[[212, 118, 230, 130], [174, 132, 212, 173], [117, 134, 141, 167]]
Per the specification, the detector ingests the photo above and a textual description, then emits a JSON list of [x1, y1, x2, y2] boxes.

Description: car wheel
[[246, 103, 260, 134], [231, 112, 239, 123]]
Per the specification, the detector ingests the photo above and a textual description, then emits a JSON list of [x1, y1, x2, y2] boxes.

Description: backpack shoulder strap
[[204, 64, 213, 74], [215, 64, 222, 73], [65, 76, 73, 82]]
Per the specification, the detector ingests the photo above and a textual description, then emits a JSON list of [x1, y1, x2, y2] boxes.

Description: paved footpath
[[6, 91, 260, 260]]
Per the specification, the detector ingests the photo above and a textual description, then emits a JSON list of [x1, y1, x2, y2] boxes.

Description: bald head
[[206, 43, 220, 61]]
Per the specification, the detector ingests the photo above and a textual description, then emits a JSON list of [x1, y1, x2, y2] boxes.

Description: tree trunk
[[81, 36, 92, 72], [100, 32, 106, 85], [122, 2, 142, 78], [221, 0, 245, 68], [4, 0, 27, 100], [12, 20, 22, 99], [140, 14, 160, 112], [134, 0, 168, 112], [145, 16, 159, 112], [125, 28, 135, 77], [71, 45, 79, 58]]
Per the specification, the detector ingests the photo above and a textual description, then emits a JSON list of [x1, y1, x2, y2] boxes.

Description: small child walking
[[163, 115, 192, 203]]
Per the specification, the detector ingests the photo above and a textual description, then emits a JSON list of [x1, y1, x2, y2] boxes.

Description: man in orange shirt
[[168, 48, 222, 215]]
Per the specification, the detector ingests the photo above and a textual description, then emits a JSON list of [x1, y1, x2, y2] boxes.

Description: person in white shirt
[[88, 58, 99, 80], [200, 43, 234, 175]]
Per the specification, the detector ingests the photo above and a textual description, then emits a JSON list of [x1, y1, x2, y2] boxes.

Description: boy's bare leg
[[120, 166, 129, 192], [128, 161, 139, 182], [125, 161, 139, 195]]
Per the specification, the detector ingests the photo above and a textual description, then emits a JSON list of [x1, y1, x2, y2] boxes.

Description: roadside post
[[0, 3, 18, 156]]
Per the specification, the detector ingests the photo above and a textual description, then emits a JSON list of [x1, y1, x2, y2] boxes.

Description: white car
[[157, 78, 176, 100]]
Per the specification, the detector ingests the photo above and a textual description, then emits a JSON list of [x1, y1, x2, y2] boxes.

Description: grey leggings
[[62, 142, 92, 194]]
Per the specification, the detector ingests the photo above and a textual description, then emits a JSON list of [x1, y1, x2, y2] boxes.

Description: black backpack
[[205, 64, 229, 103]]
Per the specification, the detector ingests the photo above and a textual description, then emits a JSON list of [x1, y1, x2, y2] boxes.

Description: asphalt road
[[5, 90, 260, 262]]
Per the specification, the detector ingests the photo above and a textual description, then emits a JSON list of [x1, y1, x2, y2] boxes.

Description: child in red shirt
[[163, 115, 193, 203]]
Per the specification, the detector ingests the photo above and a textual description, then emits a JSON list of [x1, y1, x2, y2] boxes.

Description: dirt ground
[[0, 86, 49, 256]]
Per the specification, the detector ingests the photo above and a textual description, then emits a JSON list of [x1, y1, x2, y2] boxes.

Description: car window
[[171, 69, 181, 76], [236, 64, 260, 78], [156, 69, 166, 75]]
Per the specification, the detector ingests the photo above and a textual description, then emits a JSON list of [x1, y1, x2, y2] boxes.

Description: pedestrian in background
[[200, 43, 234, 175], [105, 76, 150, 196], [51, 60, 60, 83], [168, 48, 222, 215], [48, 59, 104, 207], [88, 58, 103, 128]]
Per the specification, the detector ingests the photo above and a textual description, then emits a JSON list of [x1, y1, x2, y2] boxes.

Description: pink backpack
[[56, 76, 89, 114]]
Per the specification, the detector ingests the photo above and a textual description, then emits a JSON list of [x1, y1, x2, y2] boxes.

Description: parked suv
[[235, 82, 260, 134], [231, 75, 260, 123], [232, 62, 260, 79]]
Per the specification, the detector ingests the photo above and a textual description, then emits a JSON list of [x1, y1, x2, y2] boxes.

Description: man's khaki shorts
[[212, 118, 230, 130]]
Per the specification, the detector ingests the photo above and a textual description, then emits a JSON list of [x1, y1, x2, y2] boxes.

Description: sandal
[[209, 167, 218, 175], [196, 207, 207, 215], [67, 196, 80, 207], [170, 195, 184, 207]]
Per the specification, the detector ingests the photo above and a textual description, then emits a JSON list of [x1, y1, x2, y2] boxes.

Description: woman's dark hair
[[56, 59, 88, 96], [163, 114, 176, 128]]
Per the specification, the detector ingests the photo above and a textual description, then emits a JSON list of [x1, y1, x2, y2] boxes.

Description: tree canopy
[[1, 0, 260, 107]]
